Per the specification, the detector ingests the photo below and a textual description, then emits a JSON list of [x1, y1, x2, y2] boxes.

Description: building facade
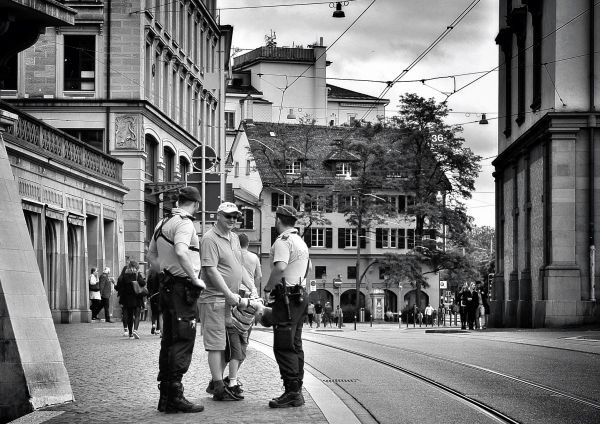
[[5, 0, 231, 264], [228, 122, 441, 320], [493, 0, 599, 327]]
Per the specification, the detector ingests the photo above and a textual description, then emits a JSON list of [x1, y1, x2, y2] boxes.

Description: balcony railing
[[234, 46, 315, 68], [1, 101, 123, 185]]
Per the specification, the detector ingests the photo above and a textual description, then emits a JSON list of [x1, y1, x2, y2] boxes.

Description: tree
[[382, 94, 482, 307]]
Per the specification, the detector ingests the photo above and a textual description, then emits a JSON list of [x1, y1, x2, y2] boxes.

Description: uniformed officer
[[264, 205, 310, 408], [147, 186, 206, 414]]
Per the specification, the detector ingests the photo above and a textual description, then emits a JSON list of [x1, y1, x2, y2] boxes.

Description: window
[[145, 136, 158, 181], [240, 209, 254, 230], [338, 228, 365, 248], [347, 266, 356, 280], [144, 201, 158, 245], [339, 195, 358, 212], [271, 192, 291, 212], [379, 266, 389, 280], [376, 228, 398, 249], [225, 111, 236, 130], [64, 35, 95, 91], [348, 114, 356, 125], [164, 148, 175, 181], [397, 228, 415, 249], [286, 160, 302, 175], [61, 129, 104, 152], [306, 195, 333, 213], [179, 157, 190, 182], [2, 54, 17, 91], [246, 159, 251, 176], [315, 266, 327, 279], [335, 162, 352, 176], [234, 162, 239, 177], [307, 228, 332, 248]]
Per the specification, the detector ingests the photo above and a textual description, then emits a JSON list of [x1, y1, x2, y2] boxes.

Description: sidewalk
[[11, 321, 340, 424]]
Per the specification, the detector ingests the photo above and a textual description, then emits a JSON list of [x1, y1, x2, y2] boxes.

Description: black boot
[[165, 381, 204, 413], [269, 380, 304, 408], [157, 382, 168, 412]]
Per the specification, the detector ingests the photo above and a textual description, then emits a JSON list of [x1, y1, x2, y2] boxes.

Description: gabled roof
[[244, 122, 367, 187], [327, 83, 389, 105]]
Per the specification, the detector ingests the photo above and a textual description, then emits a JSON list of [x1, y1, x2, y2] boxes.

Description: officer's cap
[[178, 186, 202, 203], [276, 205, 298, 219]]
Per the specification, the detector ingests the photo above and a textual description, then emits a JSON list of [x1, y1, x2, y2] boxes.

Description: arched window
[[164, 146, 175, 181], [179, 156, 190, 182], [145, 135, 158, 181]]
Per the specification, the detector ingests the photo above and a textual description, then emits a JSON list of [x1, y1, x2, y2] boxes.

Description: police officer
[[147, 186, 206, 414], [264, 205, 310, 408]]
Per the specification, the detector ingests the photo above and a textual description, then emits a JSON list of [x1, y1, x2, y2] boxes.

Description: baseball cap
[[276, 205, 298, 218], [217, 202, 241, 215], [178, 186, 202, 203]]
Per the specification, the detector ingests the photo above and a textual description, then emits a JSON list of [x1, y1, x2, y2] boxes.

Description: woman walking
[[116, 260, 146, 339]]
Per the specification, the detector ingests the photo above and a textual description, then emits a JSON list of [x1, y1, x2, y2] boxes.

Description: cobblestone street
[[31, 321, 328, 424]]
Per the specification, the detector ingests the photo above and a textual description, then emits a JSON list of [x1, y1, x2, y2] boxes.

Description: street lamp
[[436, 190, 446, 311]]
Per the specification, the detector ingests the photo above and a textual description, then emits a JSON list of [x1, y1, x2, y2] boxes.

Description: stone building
[[228, 122, 441, 320], [4, 0, 231, 264], [492, 0, 599, 327]]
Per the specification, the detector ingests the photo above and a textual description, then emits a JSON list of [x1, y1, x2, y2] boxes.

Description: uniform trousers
[[271, 290, 308, 385], [157, 278, 198, 383]]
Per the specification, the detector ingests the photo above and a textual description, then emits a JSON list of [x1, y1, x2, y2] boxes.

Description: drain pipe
[[589, 0, 596, 301], [105, 0, 111, 146]]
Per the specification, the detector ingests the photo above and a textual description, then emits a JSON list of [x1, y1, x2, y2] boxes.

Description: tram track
[[303, 332, 600, 413]]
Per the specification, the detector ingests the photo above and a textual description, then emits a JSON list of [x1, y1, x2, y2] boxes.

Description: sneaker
[[213, 385, 242, 401], [123, 329, 128, 337], [229, 385, 244, 399], [151, 325, 156, 335], [132, 331, 140, 339], [155, 330, 161, 337], [129, 335, 134, 340]]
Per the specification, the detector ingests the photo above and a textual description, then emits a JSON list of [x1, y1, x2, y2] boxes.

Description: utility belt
[[272, 283, 305, 304], [159, 268, 202, 305]]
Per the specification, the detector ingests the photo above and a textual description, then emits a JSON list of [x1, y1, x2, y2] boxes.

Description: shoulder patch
[[281, 234, 289, 240]]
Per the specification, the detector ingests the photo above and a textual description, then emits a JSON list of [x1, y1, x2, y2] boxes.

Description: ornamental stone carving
[[115, 115, 139, 149]]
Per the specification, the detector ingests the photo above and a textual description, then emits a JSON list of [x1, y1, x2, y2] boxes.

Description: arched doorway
[[384, 289, 397, 320], [340, 289, 366, 322], [310, 289, 332, 306], [405, 289, 429, 311]]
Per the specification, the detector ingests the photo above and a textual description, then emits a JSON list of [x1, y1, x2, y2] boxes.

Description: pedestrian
[[116, 260, 146, 339], [238, 233, 262, 295], [424, 303, 434, 326], [98, 267, 114, 322], [314, 301, 323, 328], [147, 267, 162, 336], [116, 264, 129, 336], [147, 186, 206, 414], [334, 305, 344, 328], [480, 282, 490, 329], [198, 202, 246, 402], [465, 282, 480, 330], [323, 301, 333, 327], [88, 268, 101, 321], [307, 302, 315, 327], [458, 283, 469, 329], [264, 205, 310, 408]]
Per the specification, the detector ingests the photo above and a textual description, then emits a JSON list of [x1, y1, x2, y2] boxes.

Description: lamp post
[[333, 275, 343, 328], [436, 190, 446, 310]]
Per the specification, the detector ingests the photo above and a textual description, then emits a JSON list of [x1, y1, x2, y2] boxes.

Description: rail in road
[[251, 329, 600, 423]]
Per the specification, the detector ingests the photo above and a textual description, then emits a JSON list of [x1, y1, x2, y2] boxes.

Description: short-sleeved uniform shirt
[[147, 208, 200, 278], [199, 225, 243, 303], [270, 228, 309, 287]]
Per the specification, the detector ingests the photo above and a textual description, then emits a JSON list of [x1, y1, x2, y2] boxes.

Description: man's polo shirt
[[199, 225, 243, 303]]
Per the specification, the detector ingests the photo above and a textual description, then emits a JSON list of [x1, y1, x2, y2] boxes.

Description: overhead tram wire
[[130, 0, 357, 14]]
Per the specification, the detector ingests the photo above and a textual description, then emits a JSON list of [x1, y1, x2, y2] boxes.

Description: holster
[[160, 269, 200, 305]]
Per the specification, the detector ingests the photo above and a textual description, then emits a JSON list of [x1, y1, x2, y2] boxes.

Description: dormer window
[[286, 160, 302, 175], [336, 162, 352, 176]]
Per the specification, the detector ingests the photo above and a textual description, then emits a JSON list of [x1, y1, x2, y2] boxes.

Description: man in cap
[[264, 205, 310, 408], [147, 186, 206, 413], [199, 202, 249, 401]]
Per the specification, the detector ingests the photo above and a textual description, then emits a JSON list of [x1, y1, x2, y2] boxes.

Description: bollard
[[354, 314, 357, 331], [370, 312, 373, 327]]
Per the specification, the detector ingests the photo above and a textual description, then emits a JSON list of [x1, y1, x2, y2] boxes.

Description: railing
[[1, 101, 123, 184], [234, 46, 315, 68]]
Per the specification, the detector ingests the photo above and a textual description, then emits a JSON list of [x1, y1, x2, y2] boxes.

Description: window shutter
[[338, 228, 346, 248], [407, 229, 415, 249], [304, 228, 312, 248], [271, 193, 278, 212], [376, 228, 383, 248], [246, 210, 254, 229], [398, 228, 406, 249], [325, 228, 333, 248], [360, 229, 366, 248], [271, 227, 278, 245]]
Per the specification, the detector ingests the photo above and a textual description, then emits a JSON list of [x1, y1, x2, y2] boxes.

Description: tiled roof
[[244, 122, 368, 187], [327, 84, 388, 103]]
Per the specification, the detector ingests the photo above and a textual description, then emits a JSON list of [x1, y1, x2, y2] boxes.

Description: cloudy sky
[[219, 0, 499, 228]]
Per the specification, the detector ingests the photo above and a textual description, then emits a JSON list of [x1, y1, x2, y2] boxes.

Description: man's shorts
[[225, 327, 249, 362], [199, 302, 230, 350]]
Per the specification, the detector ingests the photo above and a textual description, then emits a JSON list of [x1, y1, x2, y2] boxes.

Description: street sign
[[309, 280, 316, 292], [439, 280, 447, 289], [192, 145, 218, 172]]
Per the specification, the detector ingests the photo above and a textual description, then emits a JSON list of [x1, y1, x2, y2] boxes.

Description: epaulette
[[281, 234, 289, 240]]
